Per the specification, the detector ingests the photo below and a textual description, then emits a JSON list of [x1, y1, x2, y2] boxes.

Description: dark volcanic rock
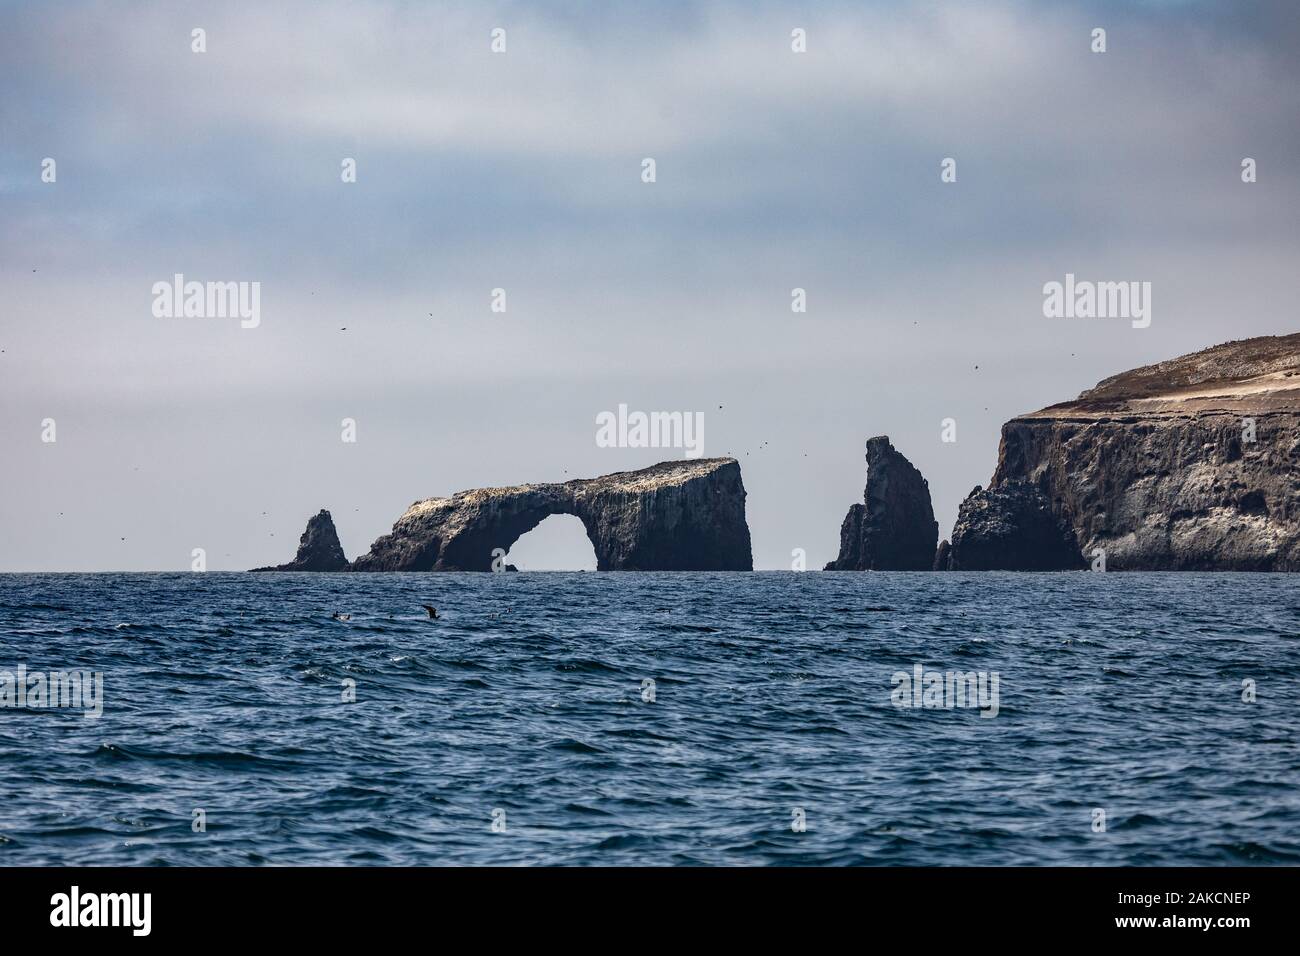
[[946, 482, 1084, 571], [827, 504, 866, 568], [252, 509, 348, 571], [933, 539, 951, 571], [959, 333, 1300, 570], [824, 436, 938, 571], [350, 458, 752, 571]]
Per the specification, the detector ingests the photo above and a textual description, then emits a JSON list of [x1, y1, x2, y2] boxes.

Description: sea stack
[[349, 458, 753, 571], [252, 509, 349, 571], [948, 333, 1300, 570], [824, 436, 938, 571]]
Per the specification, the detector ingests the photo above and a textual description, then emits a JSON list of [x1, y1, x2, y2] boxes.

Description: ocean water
[[0, 571, 1296, 866]]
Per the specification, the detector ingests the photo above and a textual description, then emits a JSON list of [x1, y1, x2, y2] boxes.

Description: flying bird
[[421, 605, 439, 619]]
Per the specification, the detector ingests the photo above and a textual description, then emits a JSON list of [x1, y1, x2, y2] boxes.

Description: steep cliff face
[[252, 509, 349, 571], [981, 334, 1300, 570], [349, 458, 753, 571], [825, 436, 938, 571]]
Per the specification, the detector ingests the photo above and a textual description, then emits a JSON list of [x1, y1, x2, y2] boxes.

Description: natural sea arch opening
[[503, 514, 598, 571]]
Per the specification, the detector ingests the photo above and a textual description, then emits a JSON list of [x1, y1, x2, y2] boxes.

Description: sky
[[1, 0, 1297, 571]]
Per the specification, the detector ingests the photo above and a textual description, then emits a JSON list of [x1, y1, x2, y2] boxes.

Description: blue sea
[[1, 572, 1296, 866]]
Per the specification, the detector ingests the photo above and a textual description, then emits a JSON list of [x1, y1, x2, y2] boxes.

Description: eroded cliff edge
[[349, 457, 753, 571], [950, 334, 1300, 570]]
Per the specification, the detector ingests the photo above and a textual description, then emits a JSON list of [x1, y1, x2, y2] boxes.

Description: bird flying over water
[[421, 605, 438, 619]]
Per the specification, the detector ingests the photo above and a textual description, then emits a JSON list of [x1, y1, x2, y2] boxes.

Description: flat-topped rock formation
[[349, 458, 752, 571], [251, 509, 349, 572], [825, 436, 938, 571], [951, 334, 1300, 570]]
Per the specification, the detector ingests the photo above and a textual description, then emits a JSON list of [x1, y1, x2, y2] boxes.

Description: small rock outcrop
[[824, 436, 938, 571], [252, 509, 349, 571], [953, 333, 1300, 570], [944, 483, 1085, 570], [349, 458, 752, 571], [933, 539, 951, 571]]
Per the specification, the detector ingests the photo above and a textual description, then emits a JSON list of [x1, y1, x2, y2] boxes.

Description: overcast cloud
[[2, 0, 1297, 570]]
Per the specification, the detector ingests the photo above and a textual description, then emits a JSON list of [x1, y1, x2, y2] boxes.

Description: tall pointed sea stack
[[251, 509, 349, 571], [824, 436, 939, 571]]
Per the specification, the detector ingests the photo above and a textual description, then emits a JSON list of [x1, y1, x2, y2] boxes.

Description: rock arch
[[346, 458, 752, 572], [501, 513, 598, 570]]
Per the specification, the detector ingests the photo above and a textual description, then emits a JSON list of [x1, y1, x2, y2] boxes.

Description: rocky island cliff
[[256, 458, 753, 572], [946, 334, 1300, 570]]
